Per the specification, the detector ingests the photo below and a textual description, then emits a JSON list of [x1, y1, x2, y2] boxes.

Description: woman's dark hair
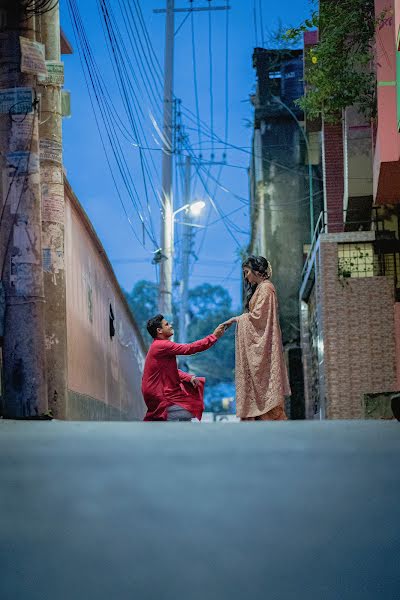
[[242, 255, 272, 310], [147, 314, 164, 338]]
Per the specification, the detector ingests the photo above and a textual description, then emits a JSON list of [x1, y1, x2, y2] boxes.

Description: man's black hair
[[147, 314, 164, 339]]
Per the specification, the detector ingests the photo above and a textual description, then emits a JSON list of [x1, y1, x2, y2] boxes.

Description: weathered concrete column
[[0, 2, 48, 417], [37, 2, 68, 419]]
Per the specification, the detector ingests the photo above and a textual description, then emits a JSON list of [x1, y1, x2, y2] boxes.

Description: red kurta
[[141, 335, 218, 421]]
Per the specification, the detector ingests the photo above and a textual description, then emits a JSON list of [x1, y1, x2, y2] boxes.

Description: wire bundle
[[21, 0, 59, 16], [66, 0, 161, 252]]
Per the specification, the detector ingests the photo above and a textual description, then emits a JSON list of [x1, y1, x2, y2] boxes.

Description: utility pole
[[176, 153, 219, 343], [37, 1, 67, 418], [155, 1, 231, 320], [178, 155, 191, 343], [158, 0, 174, 319], [0, 1, 48, 417]]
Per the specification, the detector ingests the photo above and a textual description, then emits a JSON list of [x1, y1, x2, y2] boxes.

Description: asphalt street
[[0, 420, 399, 599]]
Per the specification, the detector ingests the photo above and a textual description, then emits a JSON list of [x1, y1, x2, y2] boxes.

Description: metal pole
[[273, 96, 314, 243], [0, 1, 48, 417], [38, 2, 68, 419], [178, 155, 191, 343], [159, 0, 174, 319]]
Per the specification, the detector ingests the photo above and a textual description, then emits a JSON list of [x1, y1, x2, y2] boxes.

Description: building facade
[[0, 19, 146, 420], [64, 180, 146, 421], [299, 1, 400, 419]]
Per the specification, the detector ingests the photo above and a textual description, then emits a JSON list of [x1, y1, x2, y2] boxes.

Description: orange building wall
[[64, 181, 146, 420], [374, 0, 400, 203]]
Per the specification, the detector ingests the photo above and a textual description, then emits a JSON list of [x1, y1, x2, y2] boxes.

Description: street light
[[271, 95, 314, 244], [151, 199, 206, 265], [174, 199, 206, 344], [188, 200, 206, 217], [172, 200, 206, 219]]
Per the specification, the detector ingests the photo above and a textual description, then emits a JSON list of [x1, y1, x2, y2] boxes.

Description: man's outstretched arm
[[155, 324, 226, 357]]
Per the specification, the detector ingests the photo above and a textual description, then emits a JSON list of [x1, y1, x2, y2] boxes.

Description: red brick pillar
[[322, 120, 345, 232]]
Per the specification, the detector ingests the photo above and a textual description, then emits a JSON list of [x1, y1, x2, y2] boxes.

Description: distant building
[[299, 0, 400, 419], [248, 47, 323, 419]]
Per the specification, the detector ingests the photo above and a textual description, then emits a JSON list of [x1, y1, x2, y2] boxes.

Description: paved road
[[0, 420, 399, 599]]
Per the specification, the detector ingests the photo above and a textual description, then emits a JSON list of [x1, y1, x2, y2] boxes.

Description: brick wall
[[319, 241, 397, 418], [322, 121, 345, 233], [394, 303, 400, 388]]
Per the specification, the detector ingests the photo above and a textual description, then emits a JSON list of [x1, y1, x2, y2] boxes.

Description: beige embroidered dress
[[235, 281, 290, 419]]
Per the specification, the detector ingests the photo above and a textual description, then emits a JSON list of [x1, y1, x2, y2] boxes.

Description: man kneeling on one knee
[[142, 314, 226, 421]]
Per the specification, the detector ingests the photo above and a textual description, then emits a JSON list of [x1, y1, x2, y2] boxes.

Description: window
[[337, 243, 374, 278], [268, 71, 281, 79], [109, 304, 115, 339]]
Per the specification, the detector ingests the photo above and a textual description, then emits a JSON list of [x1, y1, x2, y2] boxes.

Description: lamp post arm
[[173, 204, 189, 218]]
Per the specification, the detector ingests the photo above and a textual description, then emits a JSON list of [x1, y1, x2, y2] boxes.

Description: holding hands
[[212, 317, 239, 339], [213, 323, 227, 339], [222, 316, 239, 328]]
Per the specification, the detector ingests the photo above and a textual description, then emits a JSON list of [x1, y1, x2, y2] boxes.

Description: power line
[[184, 139, 245, 246], [188, 4, 232, 273], [258, 0, 265, 46], [220, 258, 241, 286], [133, 0, 164, 82], [97, 0, 163, 243], [208, 1, 215, 160], [224, 3, 230, 150], [67, 0, 160, 251], [117, 0, 164, 119], [181, 111, 325, 182], [22, 0, 59, 16], [190, 5, 202, 156]]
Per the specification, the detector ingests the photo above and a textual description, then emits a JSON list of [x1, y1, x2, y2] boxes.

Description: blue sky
[[60, 0, 311, 307]]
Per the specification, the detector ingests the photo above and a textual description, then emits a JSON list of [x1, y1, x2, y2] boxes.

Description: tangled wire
[[23, 0, 59, 15]]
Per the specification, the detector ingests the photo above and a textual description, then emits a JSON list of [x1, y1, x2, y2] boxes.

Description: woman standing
[[223, 256, 290, 421]]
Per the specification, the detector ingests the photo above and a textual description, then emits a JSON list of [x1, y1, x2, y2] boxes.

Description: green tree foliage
[[125, 281, 237, 384], [124, 280, 180, 342], [284, 0, 388, 123], [124, 280, 158, 342], [186, 284, 236, 385], [188, 283, 232, 318]]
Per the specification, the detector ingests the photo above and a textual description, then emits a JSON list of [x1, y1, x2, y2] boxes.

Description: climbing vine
[[284, 0, 390, 123]]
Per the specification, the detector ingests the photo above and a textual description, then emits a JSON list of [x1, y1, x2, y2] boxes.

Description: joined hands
[[213, 317, 238, 339]]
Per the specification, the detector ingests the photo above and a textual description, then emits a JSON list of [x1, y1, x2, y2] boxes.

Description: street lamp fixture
[[173, 200, 206, 218], [188, 200, 206, 216]]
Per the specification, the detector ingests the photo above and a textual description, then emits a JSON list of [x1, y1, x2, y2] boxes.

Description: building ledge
[[300, 229, 378, 301], [319, 231, 376, 244]]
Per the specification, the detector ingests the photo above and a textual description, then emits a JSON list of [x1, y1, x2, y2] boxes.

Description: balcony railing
[[301, 208, 395, 280]]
